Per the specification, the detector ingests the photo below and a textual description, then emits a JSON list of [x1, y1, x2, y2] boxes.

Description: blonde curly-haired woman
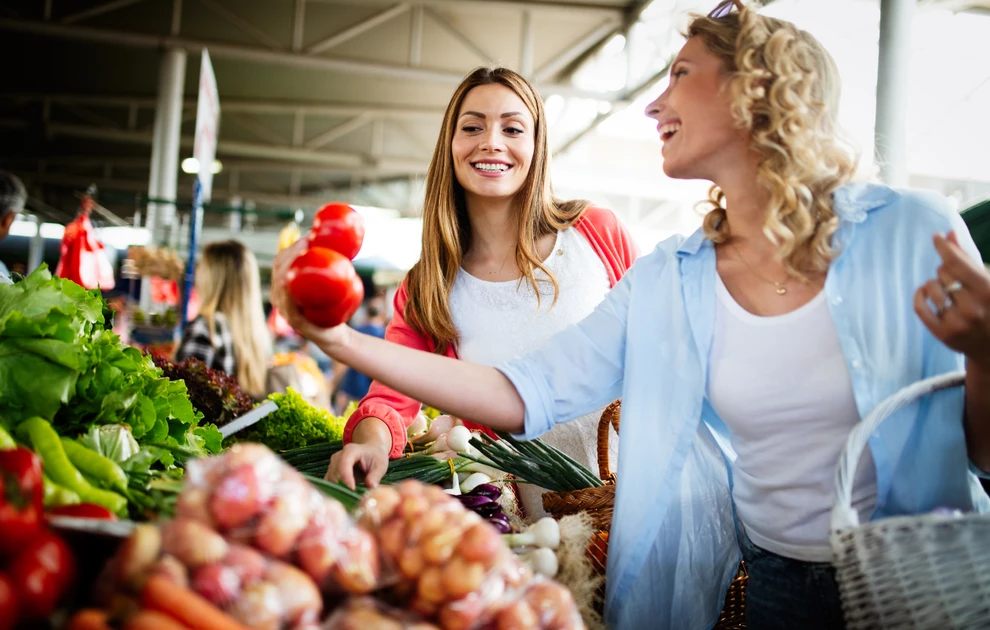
[[272, 2, 990, 628]]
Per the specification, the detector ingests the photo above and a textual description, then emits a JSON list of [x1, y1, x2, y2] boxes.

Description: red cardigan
[[342, 206, 639, 458]]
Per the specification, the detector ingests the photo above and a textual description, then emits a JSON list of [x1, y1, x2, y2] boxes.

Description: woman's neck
[[463, 194, 519, 264], [716, 158, 774, 254]]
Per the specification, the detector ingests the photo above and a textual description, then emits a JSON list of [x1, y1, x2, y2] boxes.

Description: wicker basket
[[830, 371, 990, 629], [541, 401, 749, 628]]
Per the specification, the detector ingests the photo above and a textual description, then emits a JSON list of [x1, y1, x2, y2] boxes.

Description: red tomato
[[287, 247, 364, 328], [48, 503, 117, 520], [7, 531, 76, 620], [308, 202, 365, 260], [0, 573, 18, 630]]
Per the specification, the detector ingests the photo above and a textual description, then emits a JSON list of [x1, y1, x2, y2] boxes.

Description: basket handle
[[830, 371, 965, 532], [597, 400, 621, 482]]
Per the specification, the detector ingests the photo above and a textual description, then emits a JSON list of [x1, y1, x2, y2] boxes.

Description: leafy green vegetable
[[0, 266, 221, 466], [79, 424, 140, 464], [232, 388, 345, 452]]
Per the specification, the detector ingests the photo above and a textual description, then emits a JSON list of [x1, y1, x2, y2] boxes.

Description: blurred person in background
[[0, 170, 27, 283], [322, 66, 638, 518], [175, 240, 272, 400]]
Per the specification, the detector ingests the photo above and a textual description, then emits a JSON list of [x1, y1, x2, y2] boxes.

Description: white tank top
[[708, 274, 877, 561], [450, 228, 616, 518]]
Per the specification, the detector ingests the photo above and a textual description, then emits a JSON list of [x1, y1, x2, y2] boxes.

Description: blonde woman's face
[[451, 84, 535, 204], [645, 37, 749, 181]]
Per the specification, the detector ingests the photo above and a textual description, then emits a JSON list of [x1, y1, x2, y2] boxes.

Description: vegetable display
[[464, 432, 602, 493], [176, 444, 382, 596], [357, 481, 582, 629], [151, 356, 255, 428], [232, 388, 345, 452], [0, 266, 224, 518]]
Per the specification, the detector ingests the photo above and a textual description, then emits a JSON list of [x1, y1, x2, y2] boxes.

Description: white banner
[[193, 50, 220, 202]]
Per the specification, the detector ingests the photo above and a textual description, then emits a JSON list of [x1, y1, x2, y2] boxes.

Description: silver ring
[[944, 280, 963, 295]]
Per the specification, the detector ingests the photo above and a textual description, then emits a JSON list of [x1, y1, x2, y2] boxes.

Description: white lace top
[[450, 228, 618, 518]]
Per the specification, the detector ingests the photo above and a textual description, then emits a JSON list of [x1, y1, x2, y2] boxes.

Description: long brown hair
[[405, 67, 590, 353], [195, 240, 271, 398], [689, 9, 857, 278]]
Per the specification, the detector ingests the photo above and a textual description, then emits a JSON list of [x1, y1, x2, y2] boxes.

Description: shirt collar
[[674, 181, 895, 258]]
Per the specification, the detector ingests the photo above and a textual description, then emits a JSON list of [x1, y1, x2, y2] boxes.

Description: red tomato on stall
[[308, 202, 365, 261], [0, 573, 18, 630], [287, 247, 364, 328], [7, 530, 76, 620]]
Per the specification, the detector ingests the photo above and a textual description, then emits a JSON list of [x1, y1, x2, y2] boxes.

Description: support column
[[874, 0, 914, 187], [27, 215, 44, 273], [142, 46, 187, 310], [520, 10, 534, 78]]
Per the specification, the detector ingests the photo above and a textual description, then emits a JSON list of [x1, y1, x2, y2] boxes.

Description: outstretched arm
[[271, 240, 526, 434]]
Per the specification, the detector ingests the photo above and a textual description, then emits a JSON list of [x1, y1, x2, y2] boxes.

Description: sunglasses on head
[[709, 0, 745, 18]]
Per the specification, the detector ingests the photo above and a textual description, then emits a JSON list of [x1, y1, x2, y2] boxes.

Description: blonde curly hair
[[689, 8, 857, 278]]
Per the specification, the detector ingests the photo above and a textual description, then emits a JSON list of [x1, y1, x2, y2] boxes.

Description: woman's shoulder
[[836, 182, 956, 228], [573, 205, 621, 233]]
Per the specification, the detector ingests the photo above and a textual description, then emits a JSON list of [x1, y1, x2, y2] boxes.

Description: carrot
[[140, 575, 249, 630], [67, 609, 113, 630], [124, 610, 190, 630]]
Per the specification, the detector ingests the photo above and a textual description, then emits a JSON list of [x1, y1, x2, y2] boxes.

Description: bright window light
[[181, 157, 223, 174]]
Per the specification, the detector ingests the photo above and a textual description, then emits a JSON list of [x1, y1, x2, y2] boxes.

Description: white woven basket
[[829, 371, 990, 629]]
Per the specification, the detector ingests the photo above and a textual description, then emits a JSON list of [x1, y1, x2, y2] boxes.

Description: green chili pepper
[[42, 475, 81, 508], [17, 418, 128, 517], [0, 424, 15, 449], [60, 438, 129, 493]]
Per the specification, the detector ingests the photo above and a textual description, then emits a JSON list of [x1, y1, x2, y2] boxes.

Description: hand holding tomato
[[271, 239, 354, 351], [276, 202, 366, 332]]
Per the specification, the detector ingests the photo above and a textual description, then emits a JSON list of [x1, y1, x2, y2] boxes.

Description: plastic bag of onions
[[323, 597, 440, 630], [104, 520, 324, 629], [357, 481, 583, 630], [175, 443, 382, 596]]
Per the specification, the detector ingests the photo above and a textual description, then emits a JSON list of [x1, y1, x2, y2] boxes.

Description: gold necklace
[[730, 241, 789, 296]]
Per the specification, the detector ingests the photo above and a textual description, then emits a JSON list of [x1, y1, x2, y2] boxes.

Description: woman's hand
[[271, 238, 351, 354], [914, 231, 990, 367], [325, 417, 392, 489]]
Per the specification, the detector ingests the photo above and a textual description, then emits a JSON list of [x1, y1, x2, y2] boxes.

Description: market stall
[[0, 262, 599, 629]]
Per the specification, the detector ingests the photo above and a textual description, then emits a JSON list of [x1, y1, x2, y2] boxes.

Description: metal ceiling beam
[[292, 0, 306, 51], [307, 0, 624, 18], [2, 93, 446, 118], [306, 3, 410, 55], [304, 113, 373, 150], [197, 0, 282, 50], [0, 17, 467, 84], [409, 5, 423, 67], [171, 0, 182, 35], [520, 10, 534, 77], [226, 113, 289, 146], [534, 18, 621, 82], [422, 7, 495, 64], [61, 0, 147, 25], [37, 121, 430, 173]]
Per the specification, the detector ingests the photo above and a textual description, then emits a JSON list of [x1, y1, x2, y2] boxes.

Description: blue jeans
[[739, 532, 847, 630]]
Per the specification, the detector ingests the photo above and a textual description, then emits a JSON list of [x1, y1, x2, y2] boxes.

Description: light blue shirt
[[498, 183, 990, 630]]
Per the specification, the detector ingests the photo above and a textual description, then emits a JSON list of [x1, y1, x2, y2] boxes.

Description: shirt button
[[832, 296, 843, 305]]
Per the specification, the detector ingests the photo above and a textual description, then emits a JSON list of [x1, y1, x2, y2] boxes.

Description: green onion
[[463, 432, 603, 492]]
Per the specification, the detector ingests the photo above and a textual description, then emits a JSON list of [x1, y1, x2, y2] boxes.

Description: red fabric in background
[[54, 214, 116, 290]]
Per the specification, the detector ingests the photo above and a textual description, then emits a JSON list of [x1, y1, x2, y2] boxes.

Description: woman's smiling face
[[644, 36, 750, 182], [451, 84, 535, 203]]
